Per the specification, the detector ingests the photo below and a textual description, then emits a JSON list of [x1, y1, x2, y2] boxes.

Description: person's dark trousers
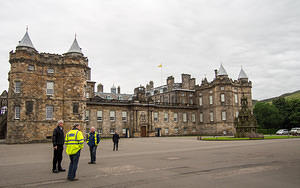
[[113, 142, 118, 151], [53, 145, 63, 170], [89, 145, 97, 162], [67, 150, 81, 180]]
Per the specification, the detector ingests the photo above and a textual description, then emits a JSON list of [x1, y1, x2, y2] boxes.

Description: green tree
[[253, 102, 283, 129]]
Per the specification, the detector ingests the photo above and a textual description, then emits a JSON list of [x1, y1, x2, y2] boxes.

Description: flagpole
[[160, 64, 163, 86]]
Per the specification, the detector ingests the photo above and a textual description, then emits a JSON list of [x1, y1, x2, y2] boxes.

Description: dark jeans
[[67, 150, 81, 179], [53, 145, 63, 170], [89, 145, 97, 162], [113, 142, 118, 151]]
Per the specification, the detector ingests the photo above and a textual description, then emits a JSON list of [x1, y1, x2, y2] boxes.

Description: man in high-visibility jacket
[[65, 124, 84, 181], [87, 127, 100, 164]]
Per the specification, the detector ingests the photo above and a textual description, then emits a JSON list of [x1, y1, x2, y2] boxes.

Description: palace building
[[4, 30, 252, 143]]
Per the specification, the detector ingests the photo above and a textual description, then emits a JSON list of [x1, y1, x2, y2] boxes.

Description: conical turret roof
[[67, 37, 83, 54], [17, 29, 35, 49], [218, 64, 228, 76], [238, 67, 248, 79]]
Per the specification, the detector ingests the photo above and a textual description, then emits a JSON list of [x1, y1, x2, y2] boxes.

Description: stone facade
[[6, 32, 89, 143], [5, 31, 253, 143]]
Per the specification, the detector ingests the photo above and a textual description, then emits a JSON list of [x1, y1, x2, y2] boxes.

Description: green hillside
[[259, 90, 300, 103]]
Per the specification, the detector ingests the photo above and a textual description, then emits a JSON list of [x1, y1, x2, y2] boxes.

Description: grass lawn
[[201, 135, 300, 141]]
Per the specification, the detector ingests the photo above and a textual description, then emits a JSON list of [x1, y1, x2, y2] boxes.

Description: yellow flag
[[158, 64, 162, 68]]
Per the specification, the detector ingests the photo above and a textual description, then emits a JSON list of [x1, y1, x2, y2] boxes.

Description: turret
[[238, 67, 248, 82], [16, 27, 37, 53]]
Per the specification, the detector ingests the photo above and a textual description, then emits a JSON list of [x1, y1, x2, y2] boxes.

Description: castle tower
[[6, 31, 90, 143]]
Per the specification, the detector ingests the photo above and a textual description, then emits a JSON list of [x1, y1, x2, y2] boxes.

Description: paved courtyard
[[0, 137, 299, 188]]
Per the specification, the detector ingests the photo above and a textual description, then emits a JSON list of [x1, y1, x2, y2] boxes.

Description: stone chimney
[[97, 83, 103, 93], [214, 69, 218, 78], [189, 78, 195, 90], [181, 74, 191, 89], [117, 86, 120, 94], [167, 76, 174, 91]]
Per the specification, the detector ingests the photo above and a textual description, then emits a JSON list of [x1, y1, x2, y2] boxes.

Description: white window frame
[[234, 94, 238, 104], [209, 96, 213, 105], [15, 81, 21, 93], [15, 106, 20, 119], [222, 111, 226, 121], [97, 110, 102, 121], [46, 81, 54, 95], [221, 94, 225, 103], [192, 113, 196, 122], [46, 105, 53, 120], [164, 112, 168, 122], [183, 113, 187, 122], [110, 128, 115, 134], [122, 111, 127, 122], [173, 113, 178, 122], [200, 112, 203, 123], [210, 112, 214, 122], [154, 112, 158, 122], [199, 97, 203, 106], [110, 111, 116, 121]]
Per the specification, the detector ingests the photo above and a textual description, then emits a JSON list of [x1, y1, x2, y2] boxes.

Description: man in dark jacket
[[112, 131, 120, 151], [52, 120, 65, 173], [87, 127, 100, 164]]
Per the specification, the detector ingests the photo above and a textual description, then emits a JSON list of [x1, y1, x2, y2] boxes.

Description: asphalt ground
[[0, 137, 299, 188]]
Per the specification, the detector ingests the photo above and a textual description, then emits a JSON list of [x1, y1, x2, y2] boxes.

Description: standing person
[[52, 120, 65, 173], [87, 127, 100, 164], [112, 131, 120, 151], [65, 124, 84, 181]]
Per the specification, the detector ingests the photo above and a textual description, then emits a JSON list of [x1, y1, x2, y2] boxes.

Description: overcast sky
[[0, 0, 299, 100]]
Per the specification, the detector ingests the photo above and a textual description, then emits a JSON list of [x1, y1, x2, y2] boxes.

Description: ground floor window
[[46, 105, 53, 120]]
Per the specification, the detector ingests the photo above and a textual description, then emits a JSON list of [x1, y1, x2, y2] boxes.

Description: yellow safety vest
[[65, 129, 84, 155], [86, 132, 99, 146]]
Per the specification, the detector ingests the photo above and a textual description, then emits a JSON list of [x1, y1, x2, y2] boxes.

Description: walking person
[[65, 124, 84, 181], [87, 127, 100, 164], [112, 131, 120, 151], [52, 120, 65, 173]]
